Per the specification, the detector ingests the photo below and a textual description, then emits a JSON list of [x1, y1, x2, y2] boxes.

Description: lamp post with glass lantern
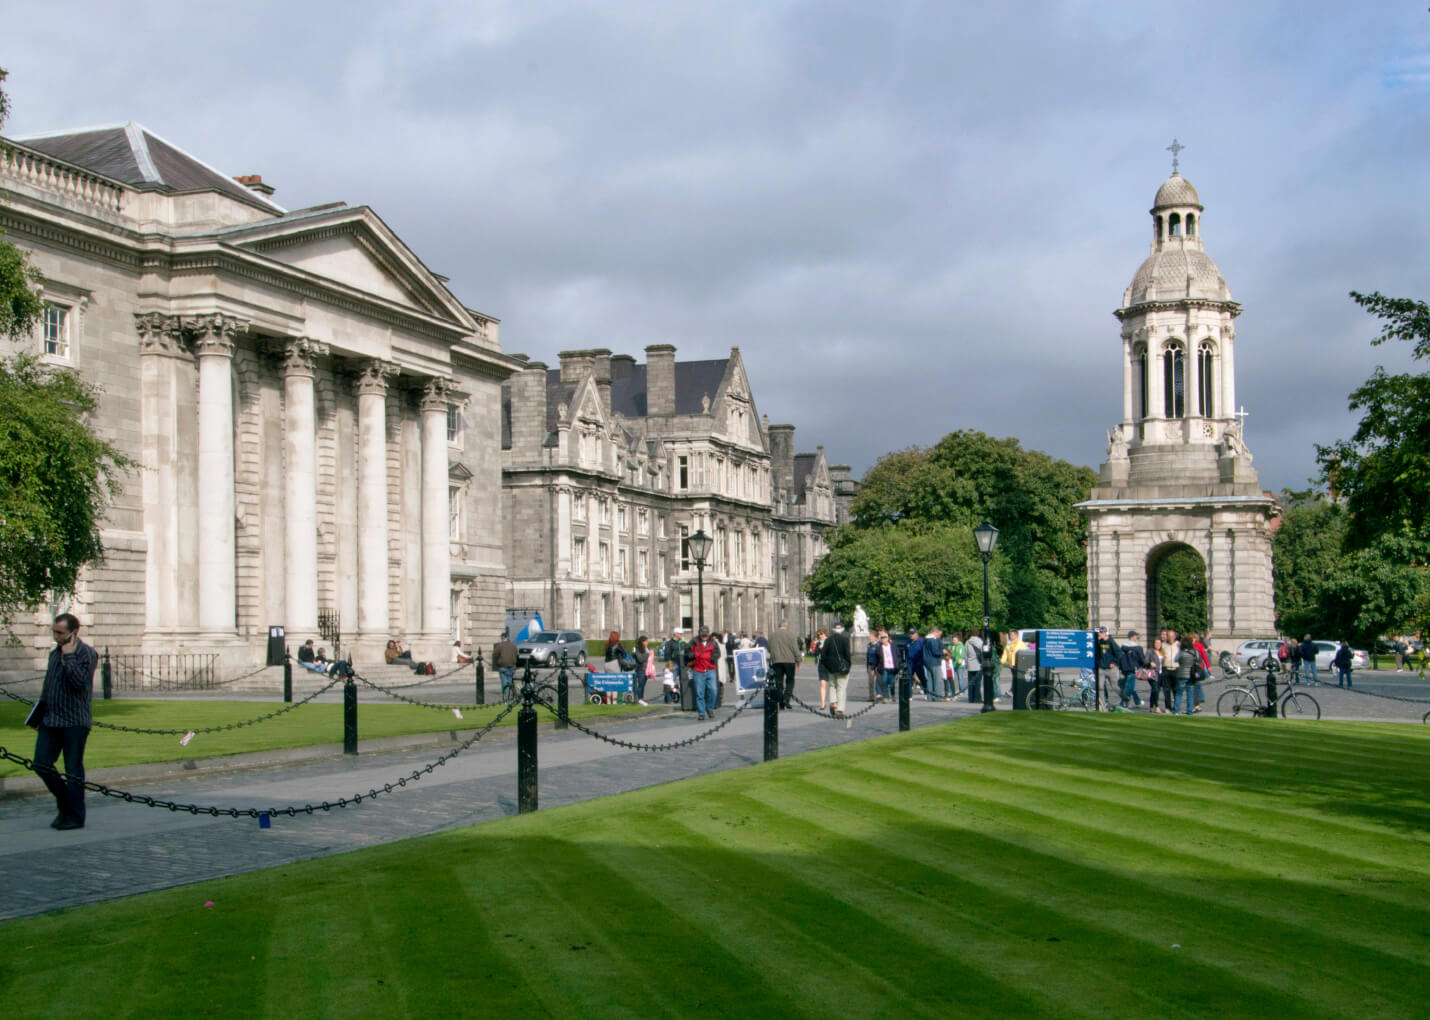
[[973, 520, 999, 713], [688, 528, 712, 631]]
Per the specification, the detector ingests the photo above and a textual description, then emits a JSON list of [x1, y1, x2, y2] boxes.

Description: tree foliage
[[1316, 291, 1430, 550], [1154, 547, 1206, 634], [808, 431, 1096, 629], [0, 68, 44, 340]]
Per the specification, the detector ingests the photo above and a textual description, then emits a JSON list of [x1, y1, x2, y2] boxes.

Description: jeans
[[1190, 679, 1205, 708], [692, 669, 718, 716], [1173, 677, 1192, 715], [1337, 667, 1352, 688], [1303, 659, 1319, 684], [925, 666, 944, 700], [34, 724, 90, 823], [499, 667, 514, 698], [1119, 672, 1141, 706], [635, 672, 649, 701], [770, 662, 796, 708], [881, 668, 898, 699], [953, 666, 965, 693]]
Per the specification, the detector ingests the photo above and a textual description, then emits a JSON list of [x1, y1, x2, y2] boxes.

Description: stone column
[[356, 361, 398, 639], [1149, 344, 1166, 420], [135, 313, 186, 634], [282, 338, 329, 637], [1221, 334, 1236, 420], [188, 313, 246, 635], [1121, 337, 1134, 423], [420, 378, 452, 638]]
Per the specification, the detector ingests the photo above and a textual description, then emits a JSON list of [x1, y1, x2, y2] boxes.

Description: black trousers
[[34, 724, 90, 823], [770, 662, 796, 707]]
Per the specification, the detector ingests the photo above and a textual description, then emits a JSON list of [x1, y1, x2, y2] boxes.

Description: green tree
[[812, 431, 1095, 628], [0, 70, 133, 624], [0, 69, 44, 340], [1271, 493, 1345, 638], [1154, 547, 1207, 634]]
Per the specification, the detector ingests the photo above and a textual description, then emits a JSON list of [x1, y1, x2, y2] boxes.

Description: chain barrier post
[[101, 647, 112, 700], [474, 648, 486, 706], [899, 661, 911, 732], [556, 654, 569, 730], [283, 647, 293, 704], [343, 673, 358, 754], [763, 676, 779, 761], [518, 666, 538, 813]]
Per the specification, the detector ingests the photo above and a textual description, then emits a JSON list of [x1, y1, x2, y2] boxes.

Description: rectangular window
[[678, 455, 689, 490], [658, 552, 667, 586], [638, 550, 648, 583], [573, 537, 586, 576], [601, 499, 610, 524], [638, 508, 649, 535], [573, 593, 583, 630], [736, 532, 746, 577], [680, 591, 693, 631], [599, 542, 610, 578], [446, 405, 462, 444], [618, 505, 628, 532], [448, 485, 462, 541], [41, 305, 69, 360], [572, 494, 586, 521], [680, 525, 691, 571], [658, 516, 667, 539]]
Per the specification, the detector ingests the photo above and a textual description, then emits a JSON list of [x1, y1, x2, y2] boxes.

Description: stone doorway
[[1147, 542, 1207, 637]]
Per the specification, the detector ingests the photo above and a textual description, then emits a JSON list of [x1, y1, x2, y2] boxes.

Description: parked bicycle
[[1027, 668, 1098, 711], [1216, 660, 1320, 720]]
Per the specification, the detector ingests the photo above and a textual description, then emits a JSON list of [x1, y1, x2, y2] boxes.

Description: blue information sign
[[733, 648, 769, 694], [1038, 629, 1095, 670], [586, 672, 633, 693]]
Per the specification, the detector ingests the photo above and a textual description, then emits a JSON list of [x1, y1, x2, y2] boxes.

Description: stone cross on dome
[[1166, 138, 1185, 174]]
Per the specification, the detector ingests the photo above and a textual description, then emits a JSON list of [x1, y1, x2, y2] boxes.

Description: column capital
[[420, 376, 452, 414], [280, 337, 330, 378], [134, 312, 186, 356], [184, 313, 249, 357], [354, 359, 399, 396]]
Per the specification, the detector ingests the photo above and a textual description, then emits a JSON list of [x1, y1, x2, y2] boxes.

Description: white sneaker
[[637, 699, 649, 706]]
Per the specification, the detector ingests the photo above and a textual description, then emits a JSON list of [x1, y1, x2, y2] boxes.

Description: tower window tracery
[[1163, 340, 1185, 418], [1169, 212, 1182, 236], [1197, 341, 1215, 417], [1186, 213, 1196, 237], [1133, 343, 1149, 419]]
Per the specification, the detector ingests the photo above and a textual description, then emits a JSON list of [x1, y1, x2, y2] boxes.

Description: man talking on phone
[[32, 613, 98, 830]]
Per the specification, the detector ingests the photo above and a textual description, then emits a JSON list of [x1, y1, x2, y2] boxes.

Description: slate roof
[[792, 453, 817, 501], [17, 122, 283, 213], [547, 357, 730, 423]]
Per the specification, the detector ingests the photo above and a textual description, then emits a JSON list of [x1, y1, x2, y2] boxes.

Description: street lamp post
[[688, 528, 712, 632], [973, 520, 1000, 714]]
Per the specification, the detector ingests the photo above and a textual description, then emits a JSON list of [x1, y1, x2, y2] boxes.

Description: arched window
[[1198, 341, 1215, 417], [1155, 215, 1164, 243], [1186, 213, 1196, 237], [1133, 343, 1148, 419], [1163, 341, 1185, 418], [1169, 212, 1182, 236]]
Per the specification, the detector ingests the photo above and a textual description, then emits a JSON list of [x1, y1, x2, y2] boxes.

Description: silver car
[[1233, 638, 1282, 669], [516, 630, 587, 666]]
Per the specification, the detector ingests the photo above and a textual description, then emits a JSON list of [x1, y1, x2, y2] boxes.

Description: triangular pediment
[[571, 376, 606, 424], [221, 207, 475, 328]]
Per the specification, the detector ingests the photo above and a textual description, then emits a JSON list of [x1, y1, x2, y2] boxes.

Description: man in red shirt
[[688, 626, 720, 721]]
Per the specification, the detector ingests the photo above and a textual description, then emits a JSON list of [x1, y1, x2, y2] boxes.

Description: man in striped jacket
[[33, 613, 98, 830]]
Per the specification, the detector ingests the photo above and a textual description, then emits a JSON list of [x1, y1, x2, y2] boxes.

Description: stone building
[[501, 346, 848, 641], [1078, 167, 1276, 643], [0, 123, 518, 668]]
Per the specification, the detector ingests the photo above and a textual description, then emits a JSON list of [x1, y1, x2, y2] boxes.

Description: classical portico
[[1079, 161, 1276, 645]]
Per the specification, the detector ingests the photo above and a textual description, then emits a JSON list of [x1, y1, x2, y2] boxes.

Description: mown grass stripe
[[795, 767, 1426, 1017]]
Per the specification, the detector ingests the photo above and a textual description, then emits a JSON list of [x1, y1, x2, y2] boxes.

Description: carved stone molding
[[420, 376, 452, 414], [354, 359, 399, 397], [134, 312, 187, 356], [280, 337, 330, 377], [184, 312, 249, 358]]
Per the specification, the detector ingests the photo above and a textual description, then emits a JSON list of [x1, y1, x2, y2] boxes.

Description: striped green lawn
[[2, 713, 1428, 1018], [0, 698, 644, 776]]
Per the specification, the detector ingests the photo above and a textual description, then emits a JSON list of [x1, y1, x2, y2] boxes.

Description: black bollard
[[982, 663, 996, 713], [898, 662, 911, 732], [556, 654, 569, 730], [283, 648, 293, 704], [101, 647, 112, 700], [474, 648, 486, 706], [763, 677, 779, 761], [1265, 663, 1278, 719], [517, 676, 538, 814], [343, 677, 358, 754]]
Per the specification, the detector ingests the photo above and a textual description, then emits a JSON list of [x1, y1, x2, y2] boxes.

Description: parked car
[[516, 630, 587, 666], [1233, 638, 1282, 669], [1307, 640, 1367, 672]]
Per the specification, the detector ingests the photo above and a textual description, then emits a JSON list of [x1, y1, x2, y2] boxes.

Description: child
[[662, 666, 678, 704]]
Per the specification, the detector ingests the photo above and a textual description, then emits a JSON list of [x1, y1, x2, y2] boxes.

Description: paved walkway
[[2, 666, 1426, 923]]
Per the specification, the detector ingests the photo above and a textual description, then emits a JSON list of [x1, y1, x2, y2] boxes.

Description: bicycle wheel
[[1281, 691, 1321, 720], [1217, 688, 1258, 717], [1076, 686, 1096, 711], [1028, 684, 1062, 711]]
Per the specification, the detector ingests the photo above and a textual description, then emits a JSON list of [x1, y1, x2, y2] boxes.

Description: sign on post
[[733, 647, 769, 696], [586, 672, 633, 702], [1037, 629, 1095, 671]]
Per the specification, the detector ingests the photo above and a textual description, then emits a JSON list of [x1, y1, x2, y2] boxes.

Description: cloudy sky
[[5, 1, 1429, 492]]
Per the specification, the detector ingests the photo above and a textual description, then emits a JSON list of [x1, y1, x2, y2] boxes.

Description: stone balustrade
[[2, 142, 126, 213]]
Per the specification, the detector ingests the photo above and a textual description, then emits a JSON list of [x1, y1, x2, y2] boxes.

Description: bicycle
[[1216, 662, 1320, 720], [1027, 668, 1098, 711]]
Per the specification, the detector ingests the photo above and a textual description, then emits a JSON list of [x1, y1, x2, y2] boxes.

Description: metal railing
[[108, 651, 220, 691]]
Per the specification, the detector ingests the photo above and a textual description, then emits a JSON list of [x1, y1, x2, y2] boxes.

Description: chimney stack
[[505, 360, 549, 460], [768, 424, 796, 498], [233, 174, 276, 197], [645, 344, 676, 416]]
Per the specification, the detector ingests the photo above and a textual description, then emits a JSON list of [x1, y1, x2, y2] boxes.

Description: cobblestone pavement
[[2, 666, 1426, 923]]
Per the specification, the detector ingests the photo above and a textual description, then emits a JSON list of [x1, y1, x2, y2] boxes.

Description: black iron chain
[[0, 702, 515, 818], [788, 691, 882, 722], [354, 673, 494, 712], [537, 691, 756, 751], [0, 676, 344, 735]]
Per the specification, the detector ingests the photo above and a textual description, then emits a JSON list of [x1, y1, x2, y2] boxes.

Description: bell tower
[[1079, 147, 1276, 645]]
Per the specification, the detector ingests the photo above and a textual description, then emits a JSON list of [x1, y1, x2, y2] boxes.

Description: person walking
[[602, 630, 627, 674], [813, 629, 830, 709], [634, 635, 655, 705], [31, 613, 98, 830], [865, 631, 882, 703], [820, 622, 853, 717], [877, 629, 899, 701], [949, 632, 966, 695], [492, 630, 518, 700], [1333, 640, 1354, 688], [1117, 630, 1146, 708], [687, 626, 720, 721], [766, 621, 802, 711], [1000, 630, 1026, 704], [1146, 637, 1166, 713], [1395, 637, 1409, 672], [964, 631, 985, 704], [1174, 641, 1196, 715], [1297, 634, 1320, 685], [1094, 627, 1121, 710], [906, 629, 926, 698]]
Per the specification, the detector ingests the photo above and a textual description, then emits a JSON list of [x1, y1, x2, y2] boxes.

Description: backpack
[[1277, 642, 1290, 661]]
